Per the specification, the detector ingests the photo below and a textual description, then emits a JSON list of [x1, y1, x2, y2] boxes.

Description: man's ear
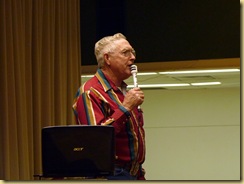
[[104, 53, 111, 66]]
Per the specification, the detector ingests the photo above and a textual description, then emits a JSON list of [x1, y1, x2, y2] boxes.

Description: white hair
[[94, 33, 127, 68]]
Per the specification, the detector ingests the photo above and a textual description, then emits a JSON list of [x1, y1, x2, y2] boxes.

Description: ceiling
[[81, 58, 240, 90], [124, 69, 240, 90]]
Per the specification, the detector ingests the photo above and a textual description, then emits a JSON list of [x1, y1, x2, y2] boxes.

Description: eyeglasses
[[107, 49, 136, 58], [120, 49, 136, 57]]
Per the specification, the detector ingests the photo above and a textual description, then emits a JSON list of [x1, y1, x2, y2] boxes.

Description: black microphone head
[[130, 65, 138, 74]]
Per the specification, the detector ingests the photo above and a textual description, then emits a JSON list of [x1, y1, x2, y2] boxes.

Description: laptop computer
[[41, 125, 115, 178]]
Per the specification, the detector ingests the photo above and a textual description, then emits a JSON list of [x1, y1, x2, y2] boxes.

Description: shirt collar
[[95, 69, 127, 92]]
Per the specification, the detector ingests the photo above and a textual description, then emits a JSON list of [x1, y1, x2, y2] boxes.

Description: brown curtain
[[0, 0, 81, 180]]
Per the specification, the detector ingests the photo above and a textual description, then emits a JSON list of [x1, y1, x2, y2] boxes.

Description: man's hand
[[122, 87, 144, 111]]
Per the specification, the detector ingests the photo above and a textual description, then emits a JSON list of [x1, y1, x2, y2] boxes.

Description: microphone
[[130, 65, 141, 110], [130, 65, 138, 88]]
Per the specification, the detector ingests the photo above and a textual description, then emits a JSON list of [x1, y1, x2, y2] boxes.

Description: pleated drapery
[[0, 0, 81, 180]]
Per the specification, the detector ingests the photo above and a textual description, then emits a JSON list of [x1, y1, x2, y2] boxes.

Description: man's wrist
[[119, 105, 131, 117]]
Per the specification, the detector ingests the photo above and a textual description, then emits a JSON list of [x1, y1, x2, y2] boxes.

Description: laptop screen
[[42, 125, 115, 177]]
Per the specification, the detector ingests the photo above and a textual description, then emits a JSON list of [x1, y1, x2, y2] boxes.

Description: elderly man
[[73, 33, 146, 180]]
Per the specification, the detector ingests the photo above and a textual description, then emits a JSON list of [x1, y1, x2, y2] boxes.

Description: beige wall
[[142, 87, 240, 180]]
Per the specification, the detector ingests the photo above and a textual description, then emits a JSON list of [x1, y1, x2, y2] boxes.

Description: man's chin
[[122, 73, 132, 81]]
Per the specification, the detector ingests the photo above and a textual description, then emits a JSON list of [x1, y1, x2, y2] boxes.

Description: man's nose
[[130, 52, 136, 60]]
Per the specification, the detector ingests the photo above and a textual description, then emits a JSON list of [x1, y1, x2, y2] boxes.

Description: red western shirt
[[73, 69, 146, 177]]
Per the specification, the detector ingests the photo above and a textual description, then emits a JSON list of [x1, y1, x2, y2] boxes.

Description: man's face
[[108, 39, 136, 81]]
